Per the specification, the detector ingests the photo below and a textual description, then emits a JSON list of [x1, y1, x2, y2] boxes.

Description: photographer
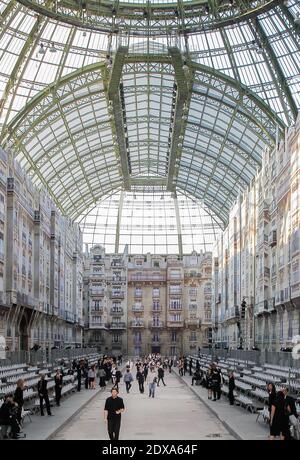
[[0, 394, 20, 439]]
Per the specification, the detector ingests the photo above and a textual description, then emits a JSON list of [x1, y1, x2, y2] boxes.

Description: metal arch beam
[[253, 18, 298, 123], [107, 45, 131, 191], [167, 47, 189, 192], [173, 191, 183, 257], [4, 59, 284, 143], [280, 4, 300, 37], [114, 190, 124, 254]]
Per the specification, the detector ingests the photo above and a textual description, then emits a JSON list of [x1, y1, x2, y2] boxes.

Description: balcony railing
[[109, 322, 126, 329], [129, 274, 166, 282], [148, 321, 164, 328], [134, 292, 142, 298], [90, 289, 105, 297], [224, 306, 239, 320], [167, 320, 184, 328], [106, 277, 126, 283], [185, 319, 201, 327], [169, 288, 182, 295], [132, 305, 144, 311], [110, 308, 124, 315], [130, 321, 144, 328], [90, 307, 104, 313], [109, 291, 125, 299]]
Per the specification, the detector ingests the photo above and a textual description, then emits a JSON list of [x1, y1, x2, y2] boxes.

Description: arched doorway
[[19, 314, 29, 351]]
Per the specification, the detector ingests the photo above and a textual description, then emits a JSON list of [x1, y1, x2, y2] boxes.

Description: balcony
[[148, 321, 164, 328], [134, 291, 142, 298], [106, 276, 126, 284], [109, 291, 125, 299], [110, 308, 124, 315], [224, 306, 239, 321], [130, 320, 144, 328], [169, 288, 182, 296], [167, 320, 184, 328], [277, 180, 290, 202], [132, 305, 144, 312], [90, 307, 104, 314], [89, 322, 107, 329], [169, 304, 182, 311], [152, 306, 162, 312], [90, 289, 105, 297], [130, 274, 166, 283], [109, 322, 126, 329], [185, 319, 201, 328]]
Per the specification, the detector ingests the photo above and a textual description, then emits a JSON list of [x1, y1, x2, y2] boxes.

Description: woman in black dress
[[14, 378, 25, 424], [54, 369, 63, 406], [269, 390, 290, 440], [267, 382, 277, 415]]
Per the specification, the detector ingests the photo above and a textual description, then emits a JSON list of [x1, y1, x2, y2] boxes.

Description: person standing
[[136, 369, 145, 394], [14, 379, 25, 424], [77, 363, 82, 392], [267, 383, 277, 418], [37, 374, 52, 416], [123, 368, 134, 393], [98, 366, 106, 388], [168, 358, 173, 374], [104, 388, 125, 441], [228, 371, 235, 406], [183, 357, 188, 376], [143, 363, 149, 382], [157, 366, 166, 387], [211, 369, 221, 401], [269, 391, 290, 440], [88, 366, 96, 389], [189, 358, 193, 376], [54, 369, 63, 406], [115, 368, 122, 392], [148, 371, 157, 398]]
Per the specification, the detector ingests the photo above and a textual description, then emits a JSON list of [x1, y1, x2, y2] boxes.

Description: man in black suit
[[282, 386, 298, 440], [37, 374, 52, 416], [104, 388, 125, 440]]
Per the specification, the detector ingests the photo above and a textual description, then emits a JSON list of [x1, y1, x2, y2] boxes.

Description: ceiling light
[[49, 42, 57, 53], [38, 43, 45, 55]]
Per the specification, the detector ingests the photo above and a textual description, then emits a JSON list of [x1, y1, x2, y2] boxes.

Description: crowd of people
[[186, 358, 299, 441]]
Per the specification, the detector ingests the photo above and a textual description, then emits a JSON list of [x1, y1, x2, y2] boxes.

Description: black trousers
[[16, 406, 22, 424], [77, 377, 81, 391], [0, 417, 20, 437], [179, 368, 183, 376], [39, 393, 51, 415], [189, 367, 192, 376], [213, 386, 221, 400], [157, 377, 166, 386], [125, 382, 132, 393], [228, 390, 234, 405], [108, 417, 121, 440], [55, 386, 62, 405], [191, 377, 201, 386], [138, 381, 144, 393]]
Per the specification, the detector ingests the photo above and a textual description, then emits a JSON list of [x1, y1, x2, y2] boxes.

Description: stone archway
[[19, 314, 29, 351]]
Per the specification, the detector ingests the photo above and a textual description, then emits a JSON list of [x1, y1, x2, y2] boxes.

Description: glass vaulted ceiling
[[79, 190, 222, 255], [0, 0, 299, 252]]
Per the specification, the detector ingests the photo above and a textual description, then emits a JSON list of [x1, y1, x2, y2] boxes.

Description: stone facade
[[212, 115, 300, 351], [84, 249, 213, 356], [0, 147, 83, 351]]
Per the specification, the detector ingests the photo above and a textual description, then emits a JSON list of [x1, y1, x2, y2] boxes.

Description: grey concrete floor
[[53, 371, 235, 440]]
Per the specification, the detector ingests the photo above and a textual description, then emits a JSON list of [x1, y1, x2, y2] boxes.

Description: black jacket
[[0, 401, 16, 422], [54, 375, 63, 387], [14, 387, 24, 407], [38, 379, 48, 395], [158, 368, 164, 378], [136, 371, 144, 383], [285, 395, 298, 418]]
